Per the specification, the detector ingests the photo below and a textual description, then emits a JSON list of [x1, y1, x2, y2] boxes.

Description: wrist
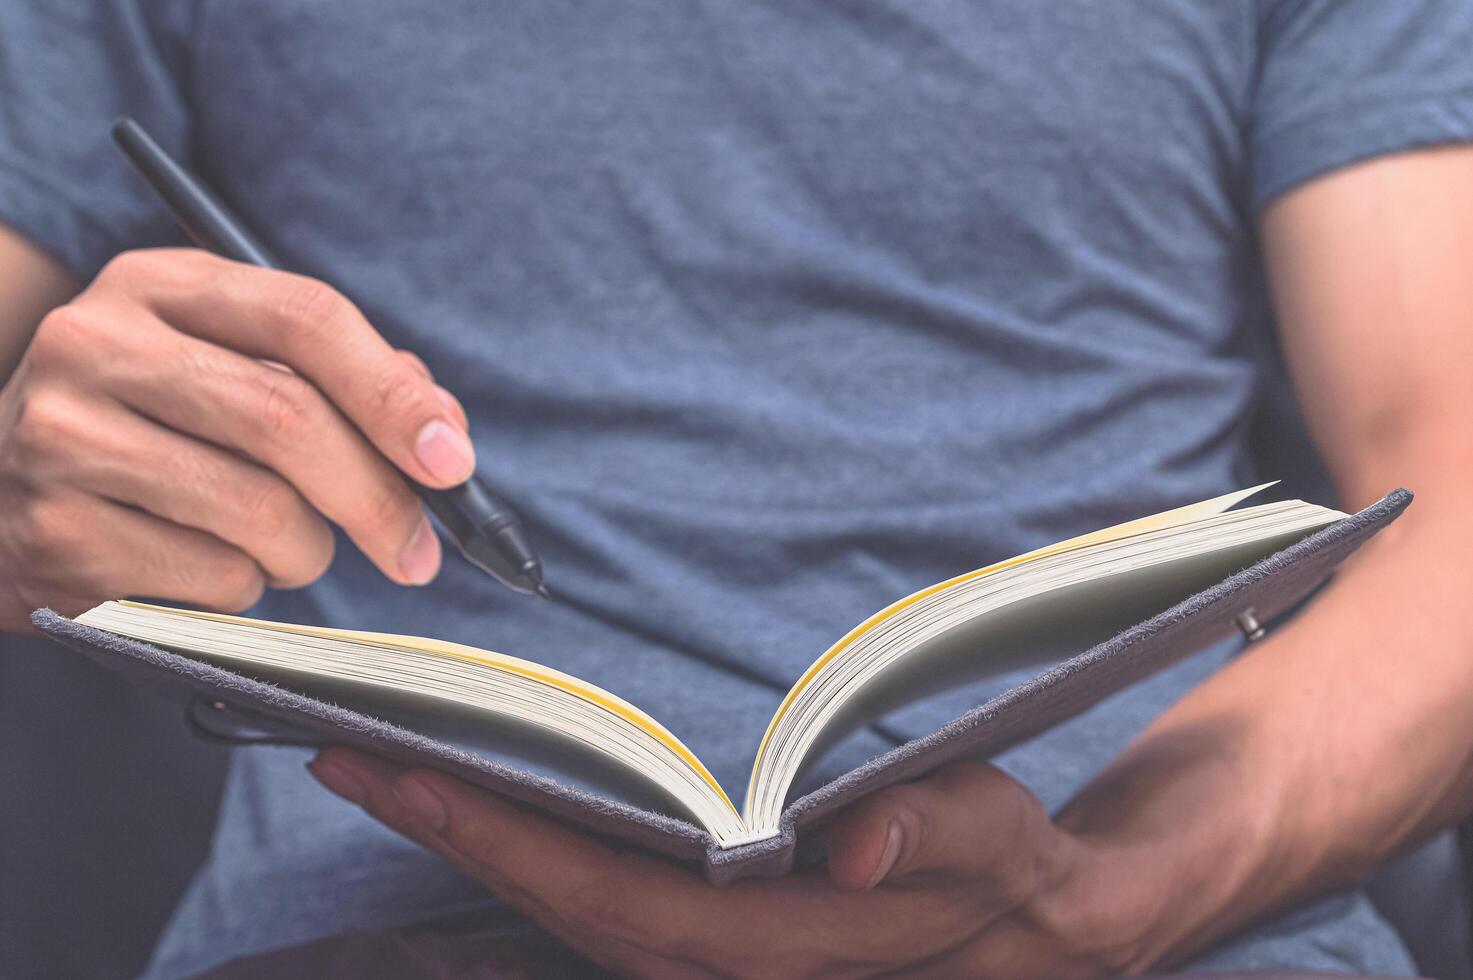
[[1046, 717, 1299, 971]]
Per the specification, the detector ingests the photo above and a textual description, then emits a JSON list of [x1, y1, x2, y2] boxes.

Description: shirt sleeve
[[1250, 0, 1473, 214], [0, 0, 193, 278]]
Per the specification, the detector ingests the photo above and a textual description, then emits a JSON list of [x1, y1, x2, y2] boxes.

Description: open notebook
[[36, 486, 1411, 880]]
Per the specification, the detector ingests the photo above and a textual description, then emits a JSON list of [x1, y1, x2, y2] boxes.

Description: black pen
[[111, 116, 549, 599]]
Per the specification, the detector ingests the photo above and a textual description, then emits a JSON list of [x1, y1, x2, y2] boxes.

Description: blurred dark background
[[0, 637, 226, 979]]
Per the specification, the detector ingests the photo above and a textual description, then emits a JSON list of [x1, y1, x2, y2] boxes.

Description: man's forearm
[[1055, 451, 1473, 967], [1043, 146, 1473, 971]]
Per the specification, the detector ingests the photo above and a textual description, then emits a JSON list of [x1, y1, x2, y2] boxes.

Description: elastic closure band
[[185, 696, 325, 747]]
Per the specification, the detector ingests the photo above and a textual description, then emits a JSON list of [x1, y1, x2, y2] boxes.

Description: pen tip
[[534, 583, 552, 600]]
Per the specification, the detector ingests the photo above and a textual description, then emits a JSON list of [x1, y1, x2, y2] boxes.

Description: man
[[2, 1, 1472, 975]]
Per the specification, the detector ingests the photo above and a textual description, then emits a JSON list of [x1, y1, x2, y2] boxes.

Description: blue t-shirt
[[4, 2, 1473, 975]]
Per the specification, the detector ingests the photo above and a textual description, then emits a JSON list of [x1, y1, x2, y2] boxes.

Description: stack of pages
[[39, 485, 1410, 878]]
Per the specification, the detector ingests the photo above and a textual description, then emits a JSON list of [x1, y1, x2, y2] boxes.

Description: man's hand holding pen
[[106, 118, 546, 598], [0, 248, 470, 631]]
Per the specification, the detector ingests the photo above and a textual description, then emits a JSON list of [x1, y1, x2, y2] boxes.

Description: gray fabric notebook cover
[[31, 489, 1410, 884]]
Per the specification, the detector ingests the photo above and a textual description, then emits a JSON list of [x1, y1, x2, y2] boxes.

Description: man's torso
[[138, 3, 1408, 974]]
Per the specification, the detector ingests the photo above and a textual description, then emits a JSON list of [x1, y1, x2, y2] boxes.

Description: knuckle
[[254, 371, 319, 444], [368, 365, 434, 424], [238, 479, 302, 544], [397, 349, 432, 379], [236, 483, 334, 589], [274, 276, 348, 342], [11, 388, 86, 463], [99, 247, 210, 289], [354, 480, 416, 541], [97, 248, 160, 284], [33, 305, 101, 363]]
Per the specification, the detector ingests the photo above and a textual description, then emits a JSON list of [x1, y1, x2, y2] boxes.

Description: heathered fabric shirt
[[4, 1, 1473, 975]]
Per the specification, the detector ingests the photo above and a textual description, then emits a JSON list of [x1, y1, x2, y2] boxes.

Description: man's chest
[[184, 0, 1258, 294]]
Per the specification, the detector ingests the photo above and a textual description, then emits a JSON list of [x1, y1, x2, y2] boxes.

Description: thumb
[[827, 761, 1063, 894]]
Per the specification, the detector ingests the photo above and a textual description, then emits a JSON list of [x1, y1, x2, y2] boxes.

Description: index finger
[[100, 249, 475, 489]]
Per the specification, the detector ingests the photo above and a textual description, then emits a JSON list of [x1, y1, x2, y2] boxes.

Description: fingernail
[[395, 774, 448, 832], [398, 516, 441, 585], [414, 419, 475, 484], [308, 758, 366, 806], [866, 820, 903, 890]]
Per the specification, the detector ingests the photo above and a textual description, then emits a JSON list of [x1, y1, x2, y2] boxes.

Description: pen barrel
[[112, 117, 281, 268], [418, 478, 519, 538], [419, 477, 541, 587]]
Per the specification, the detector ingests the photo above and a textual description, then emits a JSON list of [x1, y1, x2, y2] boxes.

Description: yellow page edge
[[742, 482, 1278, 812], [116, 601, 738, 817]]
